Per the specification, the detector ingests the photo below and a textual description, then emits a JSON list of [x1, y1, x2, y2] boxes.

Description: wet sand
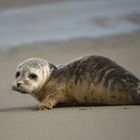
[[0, 30, 140, 140]]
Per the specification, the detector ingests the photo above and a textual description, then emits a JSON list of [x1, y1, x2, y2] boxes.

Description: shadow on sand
[[0, 106, 35, 113], [0, 103, 94, 112], [0, 103, 133, 113]]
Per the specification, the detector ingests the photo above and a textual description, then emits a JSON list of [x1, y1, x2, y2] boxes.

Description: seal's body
[[12, 56, 140, 110]]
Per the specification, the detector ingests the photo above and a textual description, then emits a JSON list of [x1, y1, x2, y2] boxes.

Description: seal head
[[12, 58, 55, 95]]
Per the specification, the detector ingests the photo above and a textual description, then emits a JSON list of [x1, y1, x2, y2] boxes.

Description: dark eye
[[29, 73, 38, 80], [15, 71, 20, 78]]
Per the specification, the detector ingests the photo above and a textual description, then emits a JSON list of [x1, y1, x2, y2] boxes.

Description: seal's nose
[[17, 82, 22, 87]]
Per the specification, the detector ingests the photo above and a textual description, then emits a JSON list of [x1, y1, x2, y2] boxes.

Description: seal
[[12, 56, 140, 110]]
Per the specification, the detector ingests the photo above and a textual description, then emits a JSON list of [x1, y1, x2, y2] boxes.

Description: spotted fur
[[12, 56, 140, 110]]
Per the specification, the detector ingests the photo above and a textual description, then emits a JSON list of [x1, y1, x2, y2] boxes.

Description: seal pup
[[12, 56, 140, 110]]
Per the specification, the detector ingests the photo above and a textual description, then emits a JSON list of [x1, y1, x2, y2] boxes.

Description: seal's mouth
[[12, 85, 28, 94]]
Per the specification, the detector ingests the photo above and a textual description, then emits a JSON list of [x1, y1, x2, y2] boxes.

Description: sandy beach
[[0, 30, 140, 140], [0, 0, 140, 140]]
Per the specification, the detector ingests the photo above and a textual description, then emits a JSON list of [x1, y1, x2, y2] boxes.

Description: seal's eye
[[29, 73, 38, 80], [15, 71, 20, 78]]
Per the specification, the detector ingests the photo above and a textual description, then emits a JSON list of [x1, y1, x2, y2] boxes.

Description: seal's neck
[[32, 63, 58, 102], [33, 77, 57, 102]]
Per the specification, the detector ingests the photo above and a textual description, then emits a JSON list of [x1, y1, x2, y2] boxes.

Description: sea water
[[0, 0, 140, 49]]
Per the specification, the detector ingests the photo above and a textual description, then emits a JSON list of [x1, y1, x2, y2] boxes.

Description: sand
[[0, 30, 140, 140]]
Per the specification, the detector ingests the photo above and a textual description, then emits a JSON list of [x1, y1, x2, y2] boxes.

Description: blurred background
[[0, 1, 140, 140], [0, 0, 140, 49]]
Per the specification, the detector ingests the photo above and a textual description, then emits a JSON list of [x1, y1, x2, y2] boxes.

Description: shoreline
[[1, 29, 140, 52], [0, 0, 140, 49]]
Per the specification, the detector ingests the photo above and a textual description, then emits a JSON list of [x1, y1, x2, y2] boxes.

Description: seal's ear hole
[[49, 63, 57, 72], [28, 73, 38, 80]]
